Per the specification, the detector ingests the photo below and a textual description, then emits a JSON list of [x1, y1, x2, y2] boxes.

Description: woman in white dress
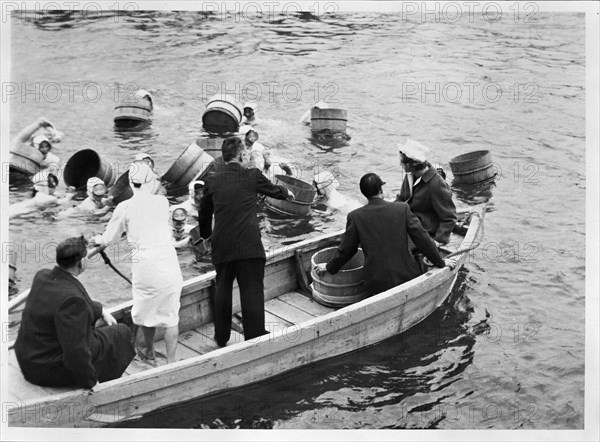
[[92, 162, 183, 364]]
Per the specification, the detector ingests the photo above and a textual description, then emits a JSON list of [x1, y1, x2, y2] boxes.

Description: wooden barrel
[[449, 150, 496, 184], [196, 136, 225, 159], [114, 95, 153, 122], [63, 149, 117, 189], [310, 247, 370, 307], [264, 175, 316, 216], [202, 94, 243, 134], [9, 143, 44, 175], [108, 171, 134, 204], [310, 108, 348, 132], [162, 141, 215, 188]]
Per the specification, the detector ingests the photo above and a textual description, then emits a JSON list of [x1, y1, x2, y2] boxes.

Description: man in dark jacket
[[14, 237, 135, 389], [199, 137, 294, 346], [395, 140, 457, 246], [315, 173, 453, 295]]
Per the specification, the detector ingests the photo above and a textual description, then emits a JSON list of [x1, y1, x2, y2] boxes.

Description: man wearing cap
[[92, 162, 183, 364], [395, 139, 457, 246], [315, 173, 452, 295], [14, 236, 135, 389], [199, 137, 295, 347]]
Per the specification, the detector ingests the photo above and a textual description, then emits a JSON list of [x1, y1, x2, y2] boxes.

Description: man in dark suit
[[199, 137, 294, 346], [315, 173, 454, 295], [14, 236, 135, 389]]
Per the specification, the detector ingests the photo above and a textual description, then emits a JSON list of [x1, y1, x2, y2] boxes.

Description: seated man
[[315, 173, 455, 295], [14, 236, 135, 389]]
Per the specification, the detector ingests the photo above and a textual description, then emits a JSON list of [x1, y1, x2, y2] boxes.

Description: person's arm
[[325, 214, 359, 274], [430, 178, 457, 245], [94, 202, 127, 246], [395, 176, 410, 202], [255, 170, 294, 200], [14, 117, 55, 144], [198, 185, 214, 240], [405, 204, 445, 268], [54, 297, 97, 388]]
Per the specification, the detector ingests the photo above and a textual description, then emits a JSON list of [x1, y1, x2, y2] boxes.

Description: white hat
[[243, 102, 257, 111], [398, 139, 430, 163], [86, 177, 106, 196], [238, 125, 254, 135], [134, 152, 152, 162], [129, 162, 155, 185], [135, 89, 153, 108], [32, 168, 59, 190], [313, 170, 340, 193], [32, 134, 52, 149]]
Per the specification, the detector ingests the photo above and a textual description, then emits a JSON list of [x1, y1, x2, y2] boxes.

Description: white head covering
[[398, 139, 430, 163], [238, 125, 254, 136], [86, 177, 106, 197], [129, 162, 157, 193], [32, 167, 59, 193], [32, 134, 52, 149], [135, 89, 153, 109], [243, 102, 257, 111], [313, 170, 340, 195]]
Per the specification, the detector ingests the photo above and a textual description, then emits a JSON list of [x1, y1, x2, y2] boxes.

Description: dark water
[[3, 6, 587, 431]]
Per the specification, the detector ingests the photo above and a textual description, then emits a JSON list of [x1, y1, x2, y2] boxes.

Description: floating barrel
[[9, 143, 45, 176], [63, 149, 117, 189], [310, 108, 348, 133], [196, 136, 226, 159], [162, 140, 215, 188], [114, 92, 153, 123], [449, 150, 496, 184], [202, 94, 243, 134], [108, 171, 134, 204], [310, 247, 370, 307], [264, 175, 316, 216]]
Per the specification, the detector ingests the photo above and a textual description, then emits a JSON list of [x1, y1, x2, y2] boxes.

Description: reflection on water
[[451, 178, 496, 206]]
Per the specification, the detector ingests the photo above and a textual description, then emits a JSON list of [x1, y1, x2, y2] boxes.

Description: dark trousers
[[214, 258, 268, 345]]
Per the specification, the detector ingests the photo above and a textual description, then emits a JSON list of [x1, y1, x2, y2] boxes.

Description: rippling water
[[3, 6, 588, 431]]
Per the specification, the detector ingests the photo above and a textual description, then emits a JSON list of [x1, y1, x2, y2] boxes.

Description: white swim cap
[[129, 162, 155, 185]]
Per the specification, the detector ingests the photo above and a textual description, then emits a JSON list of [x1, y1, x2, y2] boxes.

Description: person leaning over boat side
[[198, 137, 295, 347], [315, 173, 454, 295], [395, 139, 457, 247], [14, 236, 135, 389], [92, 162, 183, 363]]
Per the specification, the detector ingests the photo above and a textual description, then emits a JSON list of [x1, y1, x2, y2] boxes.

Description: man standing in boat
[[198, 137, 295, 347], [315, 173, 454, 295], [14, 236, 135, 389], [395, 139, 457, 247]]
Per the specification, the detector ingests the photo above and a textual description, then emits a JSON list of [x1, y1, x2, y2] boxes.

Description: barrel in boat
[[310, 108, 348, 133], [9, 143, 45, 176], [310, 247, 370, 307], [162, 141, 215, 188], [202, 94, 243, 134], [63, 149, 117, 189], [108, 171, 134, 204], [449, 150, 496, 184], [264, 175, 316, 216], [114, 94, 153, 122]]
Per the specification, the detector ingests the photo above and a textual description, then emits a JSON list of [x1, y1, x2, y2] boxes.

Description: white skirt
[[131, 245, 183, 328]]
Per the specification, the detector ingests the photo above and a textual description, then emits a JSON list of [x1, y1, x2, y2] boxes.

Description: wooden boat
[[5, 206, 485, 428]]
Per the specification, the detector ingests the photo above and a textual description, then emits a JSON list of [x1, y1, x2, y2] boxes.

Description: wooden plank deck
[[7, 291, 337, 403]]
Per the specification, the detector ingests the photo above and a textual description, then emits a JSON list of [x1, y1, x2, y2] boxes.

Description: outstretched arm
[[13, 117, 55, 144]]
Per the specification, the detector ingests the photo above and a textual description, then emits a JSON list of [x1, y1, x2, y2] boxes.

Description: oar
[[89, 245, 132, 285]]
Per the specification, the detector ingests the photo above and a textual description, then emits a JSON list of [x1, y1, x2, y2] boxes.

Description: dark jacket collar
[[52, 265, 86, 294], [420, 167, 437, 183], [367, 197, 386, 205]]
